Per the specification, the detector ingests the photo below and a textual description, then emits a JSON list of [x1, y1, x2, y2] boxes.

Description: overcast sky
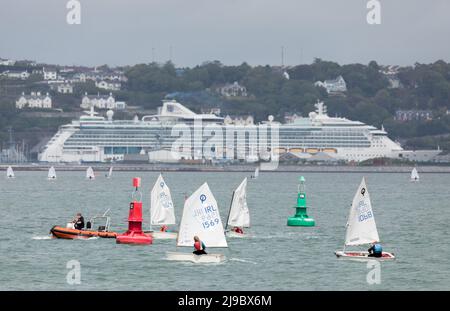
[[1, 0, 449, 67]]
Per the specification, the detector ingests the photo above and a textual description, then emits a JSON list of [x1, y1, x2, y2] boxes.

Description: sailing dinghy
[[225, 178, 250, 238], [149, 174, 177, 239], [335, 177, 395, 260], [166, 182, 228, 263], [251, 167, 259, 179], [86, 166, 95, 180], [47, 166, 57, 180], [410, 167, 419, 182], [6, 166, 15, 179], [106, 166, 113, 178]]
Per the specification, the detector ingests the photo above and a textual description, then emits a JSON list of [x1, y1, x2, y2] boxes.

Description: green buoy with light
[[287, 176, 315, 226]]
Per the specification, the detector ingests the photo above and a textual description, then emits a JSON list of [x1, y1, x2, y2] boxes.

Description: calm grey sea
[[0, 171, 449, 290]]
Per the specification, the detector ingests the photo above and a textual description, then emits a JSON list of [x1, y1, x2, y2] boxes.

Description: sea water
[[0, 171, 449, 290]]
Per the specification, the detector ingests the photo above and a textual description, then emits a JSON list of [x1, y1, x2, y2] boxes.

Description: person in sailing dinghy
[[72, 213, 85, 230], [193, 236, 207, 255], [160, 225, 168, 232], [232, 227, 244, 234], [368, 241, 383, 258]]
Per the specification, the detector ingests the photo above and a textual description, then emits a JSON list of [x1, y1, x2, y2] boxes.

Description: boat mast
[[224, 190, 236, 232]]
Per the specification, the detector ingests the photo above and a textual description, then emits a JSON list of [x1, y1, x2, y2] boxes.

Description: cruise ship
[[38, 100, 440, 163]]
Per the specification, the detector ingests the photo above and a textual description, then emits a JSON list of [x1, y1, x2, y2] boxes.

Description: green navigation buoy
[[287, 176, 315, 227]]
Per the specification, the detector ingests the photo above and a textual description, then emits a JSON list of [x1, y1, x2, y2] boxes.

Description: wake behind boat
[[147, 174, 177, 239], [334, 177, 395, 261], [166, 182, 228, 263], [225, 178, 250, 238]]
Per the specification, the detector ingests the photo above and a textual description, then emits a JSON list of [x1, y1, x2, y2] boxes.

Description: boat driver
[[368, 241, 382, 258], [193, 236, 207, 255], [72, 213, 85, 230]]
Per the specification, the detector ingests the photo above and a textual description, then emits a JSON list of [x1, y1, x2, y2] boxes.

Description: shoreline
[[2, 163, 450, 173]]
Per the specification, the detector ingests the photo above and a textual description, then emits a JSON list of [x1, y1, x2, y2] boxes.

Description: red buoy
[[116, 178, 153, 245]]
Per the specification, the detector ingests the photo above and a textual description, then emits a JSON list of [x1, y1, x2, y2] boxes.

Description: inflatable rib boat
[[50, 226, 117, 239], [50, 213, 117, 239]]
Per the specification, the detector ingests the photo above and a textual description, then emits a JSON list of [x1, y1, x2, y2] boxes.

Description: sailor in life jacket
[[368, 241, 383, 258], [72, 213, 85, 230], [160, 225, 168, 232], [193, 236, 207, 255], [232, 226, 244, 234]]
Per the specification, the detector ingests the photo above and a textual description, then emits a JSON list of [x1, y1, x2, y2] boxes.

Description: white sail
[[47, 166, 56, 179], [177, 182, 227, 248], [227, 178, 250, 228], [6, 166, 14, 178], [150, 174, 176, 226], [86, 166, 95, 180], [107, 166, 113, 178], [410, 168, 419, 181], [254, 167, 259, 178], [344, 177, 380, 246]]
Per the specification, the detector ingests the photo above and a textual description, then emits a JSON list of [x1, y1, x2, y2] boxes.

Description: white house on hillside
[[50, 82, 74, 94], [16, 92, 52, 109], [81, 92, 118, 110], [2, 70, 30, 80], [43, 68, 58, 80], [315, 75, 347, 94], [95, 80, 121, 91], [0, 58, 16, 66], [223, 115, 254, 125], [216, 81, 248, 97]]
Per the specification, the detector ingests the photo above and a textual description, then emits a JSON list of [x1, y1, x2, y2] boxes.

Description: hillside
[[1, 58, 450, 156]]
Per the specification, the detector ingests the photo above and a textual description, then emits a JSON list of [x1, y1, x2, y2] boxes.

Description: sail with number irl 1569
[[344, 177, 380, 246], [177, 182, 227, 248]]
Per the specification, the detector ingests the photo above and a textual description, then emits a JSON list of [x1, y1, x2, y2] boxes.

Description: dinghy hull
[[50, 226, 117, 239], [147, 231, 178, 239], [166, 252, 226, 263], [335, 250, 395, 260], [225, 231, 246, 238]]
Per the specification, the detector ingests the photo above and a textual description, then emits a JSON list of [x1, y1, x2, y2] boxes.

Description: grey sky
[[1, 0, 449, 67]]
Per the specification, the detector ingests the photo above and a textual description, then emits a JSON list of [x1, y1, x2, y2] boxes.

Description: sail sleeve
[[344, 178, 380, 246], [150, 174, 176, 225], [177, 182, 228, 248]]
